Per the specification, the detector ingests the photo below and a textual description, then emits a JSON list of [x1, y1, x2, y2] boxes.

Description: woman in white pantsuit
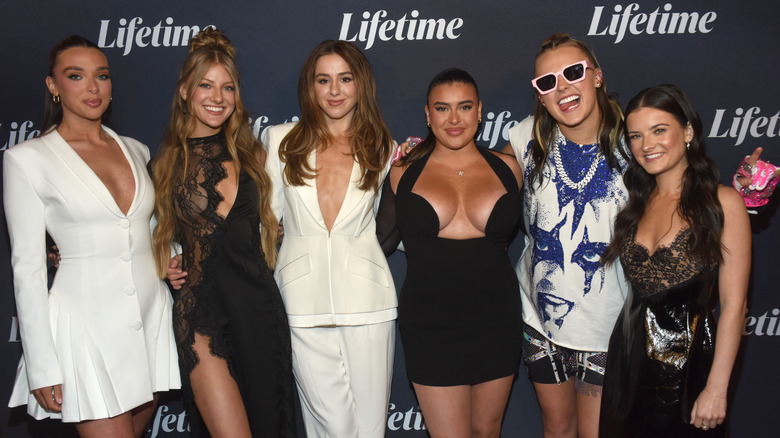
[[262, 40, 397, 437], [4, 36, 179, 438]]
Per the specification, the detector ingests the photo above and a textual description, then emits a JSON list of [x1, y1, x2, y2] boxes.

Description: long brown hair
[[529, 34, 628, 188], [602, 84, 723, 267], [280, 40, 393, 192], [151, 28, 278, 275]]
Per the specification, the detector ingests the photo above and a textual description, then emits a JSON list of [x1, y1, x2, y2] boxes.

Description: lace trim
[[620, 227, 709, 298]]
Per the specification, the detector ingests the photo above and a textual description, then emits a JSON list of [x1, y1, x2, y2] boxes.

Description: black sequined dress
[[171, 132, 295, 437], [600, 227, 723, 437]]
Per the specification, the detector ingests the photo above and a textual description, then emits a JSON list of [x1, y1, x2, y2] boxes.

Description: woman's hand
[[734, 147, 780, 191], [391, 136, 423, 163], [690, 387, 727, 431], [167, 254, 187, 290], [32, 384, 63, 413], [47, 245, 60, 269]]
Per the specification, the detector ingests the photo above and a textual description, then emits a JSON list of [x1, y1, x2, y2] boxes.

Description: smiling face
[[182, 63, 236, 137], [627, 106, 692, 178], [46, 47, 112, 125], [313, 53, 358, 126], [425, 81, 482, 151], [535, 45, 602, 140]]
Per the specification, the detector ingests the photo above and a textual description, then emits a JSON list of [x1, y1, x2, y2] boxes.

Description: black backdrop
[[1, 1, 778, 436]]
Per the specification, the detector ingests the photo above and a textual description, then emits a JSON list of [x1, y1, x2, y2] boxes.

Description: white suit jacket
[[3, 127, 180, 421], [263, 123, 397, 327]]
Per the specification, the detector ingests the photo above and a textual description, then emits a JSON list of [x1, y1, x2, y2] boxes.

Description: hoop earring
[[427, 122, 431, 128], [52, 94, 60, 104], [478, 118, 482, 124]]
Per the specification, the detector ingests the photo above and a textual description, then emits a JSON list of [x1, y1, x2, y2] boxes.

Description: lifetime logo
[[97, 17, 215, 56], [587, 3, 717, 44], [708, 107, 780, 147], [387, 402, 426, 431], [339, 10, 463, 50], [478, 110, 520, 149], [743, 308, 780, 336], [1, 121, 39, 150]]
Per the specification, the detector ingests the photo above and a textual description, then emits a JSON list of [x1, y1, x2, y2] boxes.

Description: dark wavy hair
[[602, 84, 723, 266], [400, 67, 479, 166], [528, 34, 628, 188], [41, 35, 109, 134]]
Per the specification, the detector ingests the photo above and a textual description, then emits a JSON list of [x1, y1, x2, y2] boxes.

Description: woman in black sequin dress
[[150, 29, 295, 437], [600, 85, 750, 437]]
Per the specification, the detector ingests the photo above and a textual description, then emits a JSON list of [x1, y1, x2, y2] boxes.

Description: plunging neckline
[[54, 127, 138, 217], [407, 149, 511, 240], [630, 226, 691, 259]]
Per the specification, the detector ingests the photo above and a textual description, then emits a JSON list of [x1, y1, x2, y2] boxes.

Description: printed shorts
[[522, 324, 606, 387]]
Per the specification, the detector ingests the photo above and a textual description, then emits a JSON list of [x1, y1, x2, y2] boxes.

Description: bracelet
[[704, 387, 727, 399]]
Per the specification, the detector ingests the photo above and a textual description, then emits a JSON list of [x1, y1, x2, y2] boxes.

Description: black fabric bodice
[[381, 147, 524, 386], [169, 132, 295, 437], [600, 227, 721, 438]]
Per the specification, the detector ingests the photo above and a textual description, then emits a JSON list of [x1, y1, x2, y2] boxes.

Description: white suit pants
[[290, 321, 395, 438]]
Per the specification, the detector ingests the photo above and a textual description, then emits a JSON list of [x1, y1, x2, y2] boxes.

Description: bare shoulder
[[717, 185, 747, 216]]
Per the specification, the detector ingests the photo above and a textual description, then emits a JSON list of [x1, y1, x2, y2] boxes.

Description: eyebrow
[[315, 71, 352, 77], [62, 65, 110, 72], [628, 122, 671, 133], [432, 99, 475, 106], [199, 77, 235, 84]]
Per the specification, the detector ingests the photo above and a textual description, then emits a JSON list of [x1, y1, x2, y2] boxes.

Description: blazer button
[[118, 219, 131, 229], [124, 286, 136, 296], [131, 321, 143, 331], [121, 252, 132, 262]]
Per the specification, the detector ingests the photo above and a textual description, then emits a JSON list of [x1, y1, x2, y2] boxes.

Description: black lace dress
[[600, 227, 723, 437], [171, 132, 295, 437]]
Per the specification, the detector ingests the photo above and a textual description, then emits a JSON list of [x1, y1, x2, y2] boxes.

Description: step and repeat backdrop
[[1, 1, 778, 436]]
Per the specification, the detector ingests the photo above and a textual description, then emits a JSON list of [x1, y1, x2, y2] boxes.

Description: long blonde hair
[[280, 40, 393, 192], [151, 28, 278, 276]]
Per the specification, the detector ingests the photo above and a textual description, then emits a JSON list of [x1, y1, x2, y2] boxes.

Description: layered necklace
[[552, 128, 602, 190]]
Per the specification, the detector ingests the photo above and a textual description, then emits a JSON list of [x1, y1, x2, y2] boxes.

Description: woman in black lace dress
[[150, 29, 295, 437], [600, 85, 750, 437]]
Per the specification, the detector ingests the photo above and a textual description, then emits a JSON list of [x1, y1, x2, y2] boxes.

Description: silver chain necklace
[[552, 128, 602, 190]]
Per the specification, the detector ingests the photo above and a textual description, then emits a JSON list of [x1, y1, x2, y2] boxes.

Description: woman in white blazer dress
[[262, 40, 397, 438], [4, 36, 179, 438]]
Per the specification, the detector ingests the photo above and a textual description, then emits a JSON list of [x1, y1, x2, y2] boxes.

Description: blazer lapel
[[43, 128, 131, 218], [103, 127, 143, 217], [331, 158, 364, 229], [296, 149, 328, 230]]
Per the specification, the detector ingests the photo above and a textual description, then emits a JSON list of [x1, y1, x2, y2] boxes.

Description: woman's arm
[[689, 186, 750, 429], [261, 125, 288, 223], [3, 151, 64, 409], [375, 165, 405, 257]]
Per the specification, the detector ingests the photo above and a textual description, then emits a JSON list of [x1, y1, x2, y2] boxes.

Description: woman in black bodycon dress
[[378, 68, 523, 438]]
